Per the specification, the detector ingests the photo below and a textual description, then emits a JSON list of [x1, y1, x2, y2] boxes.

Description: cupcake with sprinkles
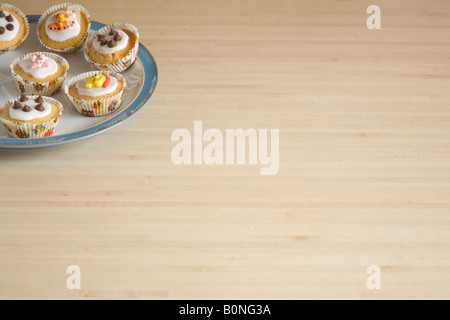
[[64, 70, 126, 117], [11, 52, 69, 96], [0, 94, 63, 139], [0, 3, 29, 53], [37, 3, 90, 53], [84, 23, 139, 72]]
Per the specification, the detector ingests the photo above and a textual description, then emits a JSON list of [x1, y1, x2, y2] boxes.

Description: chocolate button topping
[[19, 93, 28, 102], [100, 39, 108, 46], [113, 33, 122, 41], [0, 10, 4, 18], [34, 95, 44, 104], [5, 14, 13, 22], [97, 34, 105, 41], [107, 39, 116, 48], [6, 23, 13, 31], [35, 104, 45, 112], [13, 101, 22, 109], [0, 27, 4, 34], [109, 29, 117, 36], [22, 105, 31, 112]]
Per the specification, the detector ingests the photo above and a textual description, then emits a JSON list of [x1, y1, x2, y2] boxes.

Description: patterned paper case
[[10, 51, 69, 96], [64, 70, 127, 117], [0, 94, 63, 139], [84, 22, 139, 72]]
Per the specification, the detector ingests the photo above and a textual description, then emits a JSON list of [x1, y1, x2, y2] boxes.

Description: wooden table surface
[[1, 0, 450, 299]]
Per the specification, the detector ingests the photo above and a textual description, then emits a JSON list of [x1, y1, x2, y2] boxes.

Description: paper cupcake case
[[0, 96, 63, 139], [64, 70, 127, 117], [0, 3, 30, 53], [83, 23, 139, 73], [10, 52, 69, 96], [37, 2, 91, 54]]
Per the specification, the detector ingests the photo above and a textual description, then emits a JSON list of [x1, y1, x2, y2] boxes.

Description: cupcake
[[10, 52, 69, 96], [84, 23, 139, 72], [0, 3, 29, 53], [37, 3, 90, 53], [64, 70, 126, 117], [0, 93, 63, 138]]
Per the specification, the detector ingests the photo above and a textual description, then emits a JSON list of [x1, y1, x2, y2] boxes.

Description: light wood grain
[[1, 0, 450, 299]]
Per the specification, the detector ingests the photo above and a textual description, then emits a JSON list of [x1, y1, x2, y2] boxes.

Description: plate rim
[[0, 15, 158, 149]]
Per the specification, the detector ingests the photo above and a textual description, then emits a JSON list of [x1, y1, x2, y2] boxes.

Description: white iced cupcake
[[37, 3, 90, 53], [0, 94, 63, 138], [84, 23, 139, 72], [64, 70, 126, 117], [10, 52, 69, 96]]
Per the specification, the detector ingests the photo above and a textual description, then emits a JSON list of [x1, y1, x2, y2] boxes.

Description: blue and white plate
[[0, 15, 158, 149]]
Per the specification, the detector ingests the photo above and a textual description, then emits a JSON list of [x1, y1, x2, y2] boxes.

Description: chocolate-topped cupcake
[[0, 94, 63, 138], [0, 3, 29, 53], [84, 23, 139, 72]]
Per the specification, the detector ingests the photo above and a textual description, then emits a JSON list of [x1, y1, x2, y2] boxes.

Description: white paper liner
[[10, 51, 69, 96], [0, 95, 63, 138], [84, 23, 139, 73], [37, 2, 91, 53], [0, 3, 30, 53], [64, 70, 127, 117]]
